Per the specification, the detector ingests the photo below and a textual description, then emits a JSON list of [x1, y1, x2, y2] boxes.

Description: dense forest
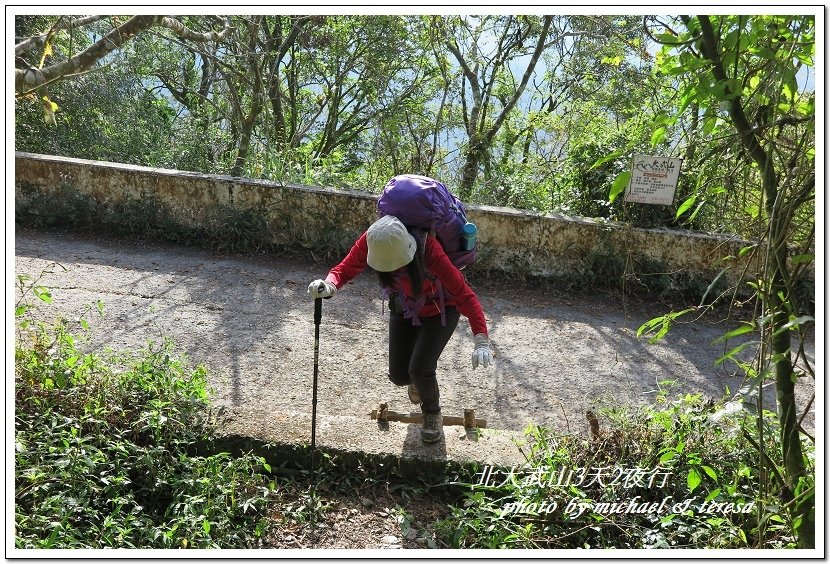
[[14, 13, 816, 549]]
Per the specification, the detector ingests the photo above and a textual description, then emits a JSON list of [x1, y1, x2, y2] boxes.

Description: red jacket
[[325, 232, 488, 337]]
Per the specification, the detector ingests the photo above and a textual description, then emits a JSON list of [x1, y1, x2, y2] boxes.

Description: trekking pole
[[310, 297, 322, 519]]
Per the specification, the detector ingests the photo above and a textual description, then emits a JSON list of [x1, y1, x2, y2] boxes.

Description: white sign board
[[624, 154, 683, 206]]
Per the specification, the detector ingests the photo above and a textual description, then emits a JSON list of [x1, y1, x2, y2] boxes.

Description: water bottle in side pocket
[[461, 222, 477, 251]]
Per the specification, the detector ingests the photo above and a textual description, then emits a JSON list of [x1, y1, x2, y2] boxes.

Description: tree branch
[[696, 15, 778, 202], [486, 15, 553, 144], [15, 15, 109, 57], [156, 16, 233, 43], [16, 16, 161, 94], [15, 16, 233, 95]]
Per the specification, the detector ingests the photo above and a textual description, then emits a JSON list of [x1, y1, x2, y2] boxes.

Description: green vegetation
[[637, 15, 816, 547], [15, 287, 276, 548], [13, 275, 445, 549], [436, 386, 813, 549], [12, 14, 815, 238]]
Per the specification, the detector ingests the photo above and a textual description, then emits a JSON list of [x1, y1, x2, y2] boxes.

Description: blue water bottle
[[461, 222, 477, 251]]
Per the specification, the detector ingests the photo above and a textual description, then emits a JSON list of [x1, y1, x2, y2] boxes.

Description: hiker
[[307, 214, 492, 443]]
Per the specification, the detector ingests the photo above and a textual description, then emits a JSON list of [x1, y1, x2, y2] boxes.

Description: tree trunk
[[767, 189, 815, 549], [696, 15, 814, 548], [230, 17, 264, 177], [450, 16, 552, 199], [459, 137, 484, 200]]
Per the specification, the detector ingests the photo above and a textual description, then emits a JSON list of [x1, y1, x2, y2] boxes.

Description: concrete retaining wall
[[15, 152, 762, 295]]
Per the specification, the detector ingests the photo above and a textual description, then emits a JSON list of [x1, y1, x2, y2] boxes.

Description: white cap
[[366, 215, 416, 272]]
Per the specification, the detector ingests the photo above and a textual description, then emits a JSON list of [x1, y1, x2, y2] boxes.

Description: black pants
[[387, 307, 460, 414]]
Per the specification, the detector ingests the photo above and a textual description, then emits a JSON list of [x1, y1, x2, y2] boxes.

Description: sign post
[[624, 154, 683, 206]]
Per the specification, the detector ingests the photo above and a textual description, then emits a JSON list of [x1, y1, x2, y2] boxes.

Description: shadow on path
[[14, 227, 815, 435]]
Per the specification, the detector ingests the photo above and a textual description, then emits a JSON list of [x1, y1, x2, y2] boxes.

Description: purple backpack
[[377, 174, 476, 270]]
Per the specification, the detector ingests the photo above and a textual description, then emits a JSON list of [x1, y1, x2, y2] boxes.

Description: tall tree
[[432, 15, 553, 199], [152, 15, 430, 181], [298, 16, 430, 166], [504, 15, 662, 214], [646, 14, 815, 548]]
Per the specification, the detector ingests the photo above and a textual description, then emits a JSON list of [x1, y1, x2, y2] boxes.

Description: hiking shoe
[[420, 411, 443, 443], [407, 384, 421, 405]]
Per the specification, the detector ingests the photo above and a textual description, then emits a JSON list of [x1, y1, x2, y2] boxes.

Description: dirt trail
[[13, 227, 815, 435]]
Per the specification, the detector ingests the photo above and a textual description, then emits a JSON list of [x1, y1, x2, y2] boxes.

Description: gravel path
[[13, 227, 816, 435]]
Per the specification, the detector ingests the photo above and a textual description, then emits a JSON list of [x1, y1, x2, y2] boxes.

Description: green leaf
[[715, 341, 759, 365], [677, 83, 698, 115], [744, 203, 760, 219], [675, 195, 696, 220], [590, 149, 627, 171], [699, 266, 730, 307], [794, 51, 813, 66], [687, 468, 702, 492], [738, 244, 758, 257], [750, 47, 778, 61], [724, 78, 742, 99], [650, 127, 667, 147], [687, 201, 706, 223], [609, 171, 631, 204], [653, 112, 672, 126], [701, 465, 718, 481], [702, 116, 718, 134], [723, 29, 739, 50], [202, 519, 211, 534], [791, 253, 814, 265], [794, 99, 812, 117], [659, 450, 676, 464], [637, 308, 695, 343], [782, 65, 798, 101], [714, 322, 756, 342], [772, 315, 814, 337], [637, 316, 664, 336], [34, 286, 53, 304]]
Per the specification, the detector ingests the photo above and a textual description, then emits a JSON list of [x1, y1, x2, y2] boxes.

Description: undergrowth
[[14, 291, 276, 548], [431, 386, 813, 549], [13, 276, 447, 550], [14, 332, 276, 548]]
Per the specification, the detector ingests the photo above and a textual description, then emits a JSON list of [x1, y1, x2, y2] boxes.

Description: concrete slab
[[212, 406, 530, 471]]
